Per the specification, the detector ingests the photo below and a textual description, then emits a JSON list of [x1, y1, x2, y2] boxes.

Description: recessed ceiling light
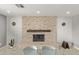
[[66, 11, 70, 14], [37, 10, 40, 14], [7, 10, 11, 14]]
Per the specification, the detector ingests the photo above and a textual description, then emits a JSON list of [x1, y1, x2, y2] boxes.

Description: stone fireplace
[[21, 16, 57, 48]]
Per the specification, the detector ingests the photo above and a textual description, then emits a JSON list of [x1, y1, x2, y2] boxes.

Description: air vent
[[15, 4, 24, 8]]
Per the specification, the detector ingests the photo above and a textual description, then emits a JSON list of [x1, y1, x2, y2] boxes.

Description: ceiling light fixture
[[15, 4, 24, 8], [66, 11, 70, 14], [37, 10, 40, 14]]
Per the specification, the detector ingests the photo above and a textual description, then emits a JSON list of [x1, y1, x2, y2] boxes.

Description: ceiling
[[0, 4, 79, 16]]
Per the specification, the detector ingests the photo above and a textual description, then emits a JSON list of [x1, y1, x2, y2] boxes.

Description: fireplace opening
[[33, 34, 45, 42]]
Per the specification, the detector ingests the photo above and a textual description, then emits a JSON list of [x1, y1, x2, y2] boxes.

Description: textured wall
[[57, 16, 72, 43], [7, 16, 22, 45], [21, 16, 57, 48]]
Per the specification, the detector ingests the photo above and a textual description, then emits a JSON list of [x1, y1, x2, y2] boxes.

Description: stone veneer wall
[[20, 16, 57, 48]]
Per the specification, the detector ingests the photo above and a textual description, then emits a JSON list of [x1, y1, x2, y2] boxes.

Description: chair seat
[[42, 46, 56, 55], [23, 46, 38, 55]]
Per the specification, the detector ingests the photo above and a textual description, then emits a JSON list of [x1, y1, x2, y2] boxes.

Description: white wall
[[57, 16, 72, 43], [0, 14, 6, 47], [72, 15, 79, 47], [7, 16, 22, 45]]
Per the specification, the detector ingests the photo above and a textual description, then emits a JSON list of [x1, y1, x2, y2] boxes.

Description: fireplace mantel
[[27, 30, 51, 32]]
